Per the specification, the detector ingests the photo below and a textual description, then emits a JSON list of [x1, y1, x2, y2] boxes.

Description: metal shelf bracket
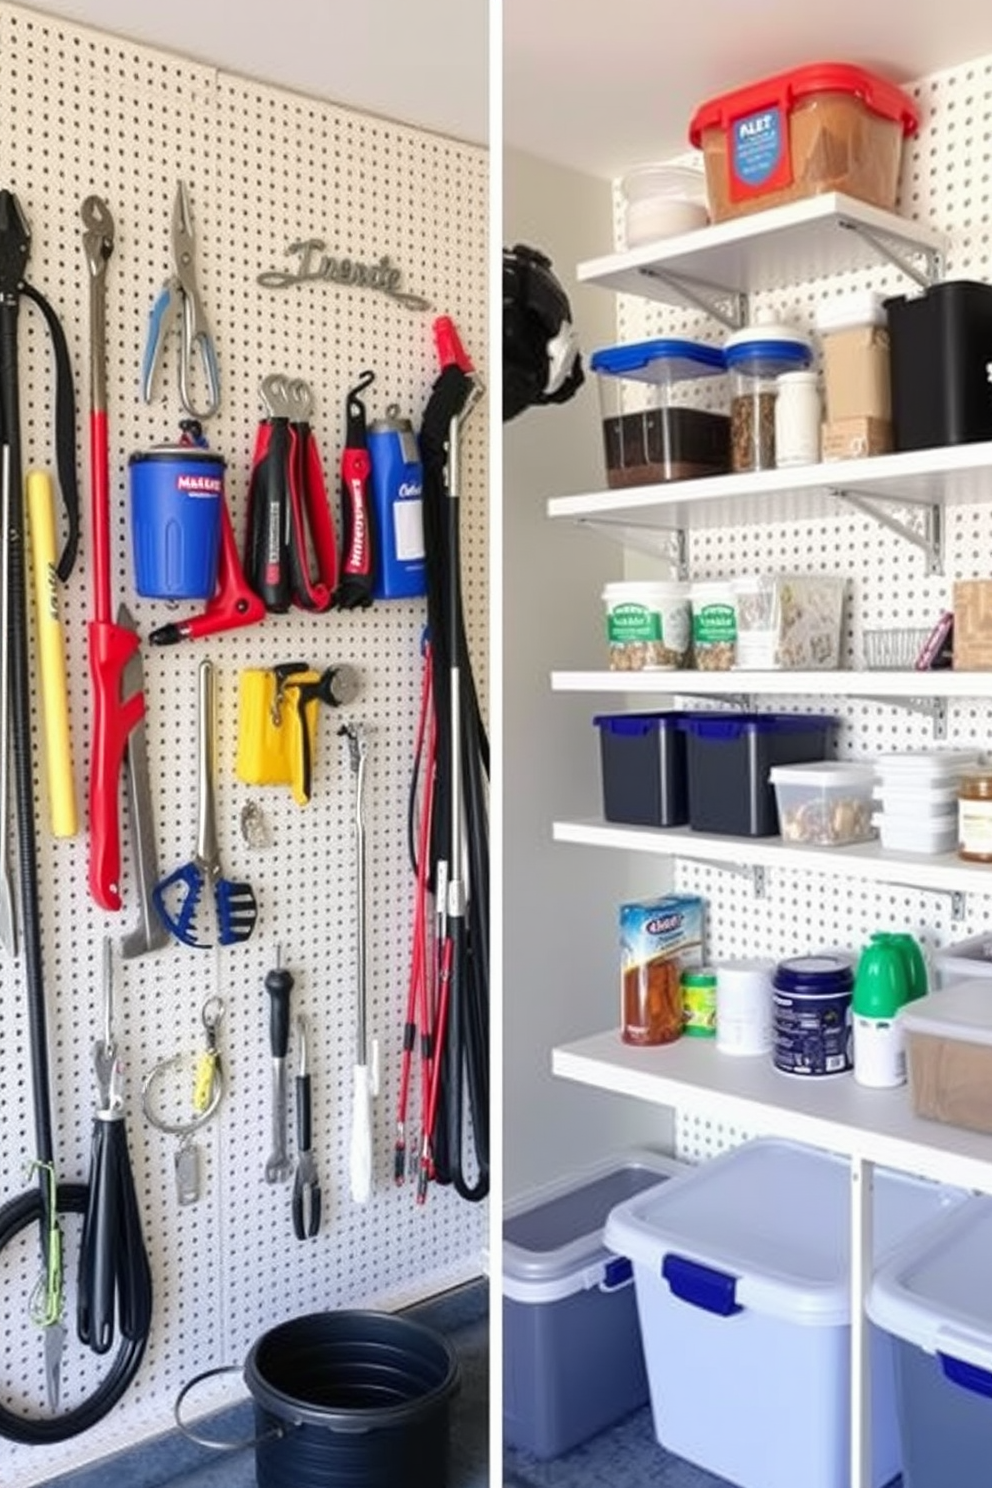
[[577, 517, 688, 576], [829, 486, 943, 576], [635, 264, 748, 330], [691, 859, 767, 898], [860, 695, 948, 740], [835, 215, 944, 289]]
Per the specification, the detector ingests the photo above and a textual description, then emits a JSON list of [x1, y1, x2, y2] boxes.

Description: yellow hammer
[[27, 470, 78, 838]]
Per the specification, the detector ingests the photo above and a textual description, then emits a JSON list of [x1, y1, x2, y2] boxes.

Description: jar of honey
[[958, 770, 992, 862]]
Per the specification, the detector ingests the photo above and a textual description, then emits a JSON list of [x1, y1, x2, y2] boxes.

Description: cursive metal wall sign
[[258, 239, 431, 311]]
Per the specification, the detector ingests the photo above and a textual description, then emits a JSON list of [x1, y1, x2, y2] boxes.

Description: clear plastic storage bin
[[589, 338, 729, 488], [770, 761, 876, 845]]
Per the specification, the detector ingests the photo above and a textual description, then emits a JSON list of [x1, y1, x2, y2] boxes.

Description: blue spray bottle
[[367, 407, 426, 600]]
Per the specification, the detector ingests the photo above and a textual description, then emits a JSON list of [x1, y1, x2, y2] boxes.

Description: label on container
[[773, 988, 852, 1077], [730, 105, 792, 201], [607, 601, 660, 645], [693, 603, 737, 645]]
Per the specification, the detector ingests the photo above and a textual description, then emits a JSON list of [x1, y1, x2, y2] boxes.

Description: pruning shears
[[142, 181, 220, 420]]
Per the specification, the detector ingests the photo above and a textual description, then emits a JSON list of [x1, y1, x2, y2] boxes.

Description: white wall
[[502, 148, 674, 1201]]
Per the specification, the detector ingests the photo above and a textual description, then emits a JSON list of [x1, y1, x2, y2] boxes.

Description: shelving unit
[[546, 174, 992, 1488], [552, 1028, 992, 1195], [577, 192, 946, 327]]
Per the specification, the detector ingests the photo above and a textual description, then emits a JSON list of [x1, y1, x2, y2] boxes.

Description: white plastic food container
[[620, 163, 709, 246], [729, 574, 846, 669], [934, 932, 992, 988], [771, 761, 876, 845], [602, 579, 691, 670], [605, 1137, 966, 1488], [872, 811, 958, 855], [873, 750, 981, 787]]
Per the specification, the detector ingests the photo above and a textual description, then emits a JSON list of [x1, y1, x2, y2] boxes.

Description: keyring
[[142, 997, 225, 1136]]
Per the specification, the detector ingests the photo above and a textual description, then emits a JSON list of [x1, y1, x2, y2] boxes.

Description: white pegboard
[[0, 5, 487, 1480], [605, 54, 992, 1167]]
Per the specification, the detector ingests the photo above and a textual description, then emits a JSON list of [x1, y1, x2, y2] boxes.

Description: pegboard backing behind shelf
[[605, 52, 992, 1167], [0, 5, 488, 1480]]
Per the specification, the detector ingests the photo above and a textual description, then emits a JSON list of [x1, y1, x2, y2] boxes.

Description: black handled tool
[[264, 949, 294, 1184], [292, 1015, 321, 1239]]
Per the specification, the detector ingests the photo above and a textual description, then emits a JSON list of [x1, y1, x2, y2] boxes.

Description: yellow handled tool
[[27, 469, 78, 838]]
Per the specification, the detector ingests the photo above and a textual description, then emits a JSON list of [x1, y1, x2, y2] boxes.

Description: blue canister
[[772, 954, 854, 1078], [367, 409, 426, 600], [129, 445, 225, 600]]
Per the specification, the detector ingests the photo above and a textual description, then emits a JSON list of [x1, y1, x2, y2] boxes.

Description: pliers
[[292, 1015, 322, 1239], [141, 181, 220, 420]]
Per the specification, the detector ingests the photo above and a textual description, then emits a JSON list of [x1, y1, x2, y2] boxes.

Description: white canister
[[690, 579, 737, 670], [602, 580, 691, 670], [852, 1012, 906, 1088], [715, 959, 775, 1056], [775, 370, 821, 467]]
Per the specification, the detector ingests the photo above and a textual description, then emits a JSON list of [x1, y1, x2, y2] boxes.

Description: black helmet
[[503, 243, 584, 422]]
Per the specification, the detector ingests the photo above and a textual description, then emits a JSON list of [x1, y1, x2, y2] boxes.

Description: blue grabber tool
[[141, 181, 220, 420]]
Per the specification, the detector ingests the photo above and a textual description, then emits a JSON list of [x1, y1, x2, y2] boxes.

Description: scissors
[[141, 181, 220, 419]]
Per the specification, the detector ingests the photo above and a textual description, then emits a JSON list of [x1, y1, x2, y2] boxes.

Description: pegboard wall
[[603, 51, 992, 1166], [0, 5, 488, 1481]]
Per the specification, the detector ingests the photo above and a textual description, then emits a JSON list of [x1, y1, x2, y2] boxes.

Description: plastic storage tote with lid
[[604, 1136, 966, 1488], [867, 1194, 992, 1488], [688, 61, 920, 222], [503, 1150, 683, 1459], [724, 322, 813, 471], [588, 338, 729, 488], [899, 980, 992, 1135], [593, 711, 690, 827], [933, 931, 992, 988], [677, 710, 836, 836]]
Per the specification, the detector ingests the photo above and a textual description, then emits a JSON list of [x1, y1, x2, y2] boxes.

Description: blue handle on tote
[[939, 1352, 992, 1399], [662, 1254, 743, 1316]]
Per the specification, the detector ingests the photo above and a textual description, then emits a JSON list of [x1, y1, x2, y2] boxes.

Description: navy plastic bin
[[503, 1152, 682, 1460], [678, 712, 836, 836], [593, 712, 689, 827]]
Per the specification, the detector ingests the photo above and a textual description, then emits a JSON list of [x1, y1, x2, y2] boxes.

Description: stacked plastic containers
[[872, 750, 981, 854]]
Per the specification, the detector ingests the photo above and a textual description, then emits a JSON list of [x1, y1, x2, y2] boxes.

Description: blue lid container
[[593, 711, 690, 828], [677, 712, 838, 837], [774, 955, 855, 997], [773, 955, 855, 1078], [677, 712, 837, 739], [590, 338, 726, 383]]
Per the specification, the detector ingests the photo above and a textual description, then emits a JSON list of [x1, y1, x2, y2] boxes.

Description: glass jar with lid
[[724, 321, 813, 473], [958, 770, 992, 863]]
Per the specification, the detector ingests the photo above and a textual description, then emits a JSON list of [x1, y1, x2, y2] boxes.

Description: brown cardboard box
[[953, 579, 992, 669], [821, 416, 893, 462], [822, 326, 892, 423]]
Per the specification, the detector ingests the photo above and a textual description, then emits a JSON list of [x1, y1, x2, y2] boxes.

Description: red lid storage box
[[688, 62, 919, 223]]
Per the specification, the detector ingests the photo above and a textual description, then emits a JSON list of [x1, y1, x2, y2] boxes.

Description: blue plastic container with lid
[[589, 337, 730, 486], [724, 321, 813, 471], [677, 711, 836, 836], [773, 954, 855, 1077], [593, 711, 689, 827], [129, 445, 225, 599]]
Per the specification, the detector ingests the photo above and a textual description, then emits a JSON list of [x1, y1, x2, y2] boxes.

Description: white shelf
[[577, 192, 946, 308], [552, 1028, 992, 1195], [552, 669, 990, 699], [547, 439, 992, 528], [553, 817, 992, 897]]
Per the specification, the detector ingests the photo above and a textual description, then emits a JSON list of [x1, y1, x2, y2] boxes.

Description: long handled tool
[[0, 444, 16, 955], [415, 317, 488, 1204], [82, 195, 145, 912], [0, 187, 145, 1444], [340, 721, 379, 1204], [292, 1014, 321, 1238], [264, 949, 294, 1185], [27, 469, 78, 839], [154, 659, 258, 948]]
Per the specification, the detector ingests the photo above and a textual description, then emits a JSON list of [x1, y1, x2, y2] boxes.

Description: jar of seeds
[[724, 321, 813, 473]]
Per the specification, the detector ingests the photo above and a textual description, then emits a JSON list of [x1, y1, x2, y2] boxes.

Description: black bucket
[[177, 1310, 461, 1488]]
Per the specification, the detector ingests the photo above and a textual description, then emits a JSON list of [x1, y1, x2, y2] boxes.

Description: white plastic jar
[[775, 370, 822, 466], [690, 579, 736, 670], [602, 580, 691, 670]]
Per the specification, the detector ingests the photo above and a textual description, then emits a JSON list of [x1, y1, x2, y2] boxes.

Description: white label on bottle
[[960, 798, 992, 853], [393, 497, 425, 562]]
